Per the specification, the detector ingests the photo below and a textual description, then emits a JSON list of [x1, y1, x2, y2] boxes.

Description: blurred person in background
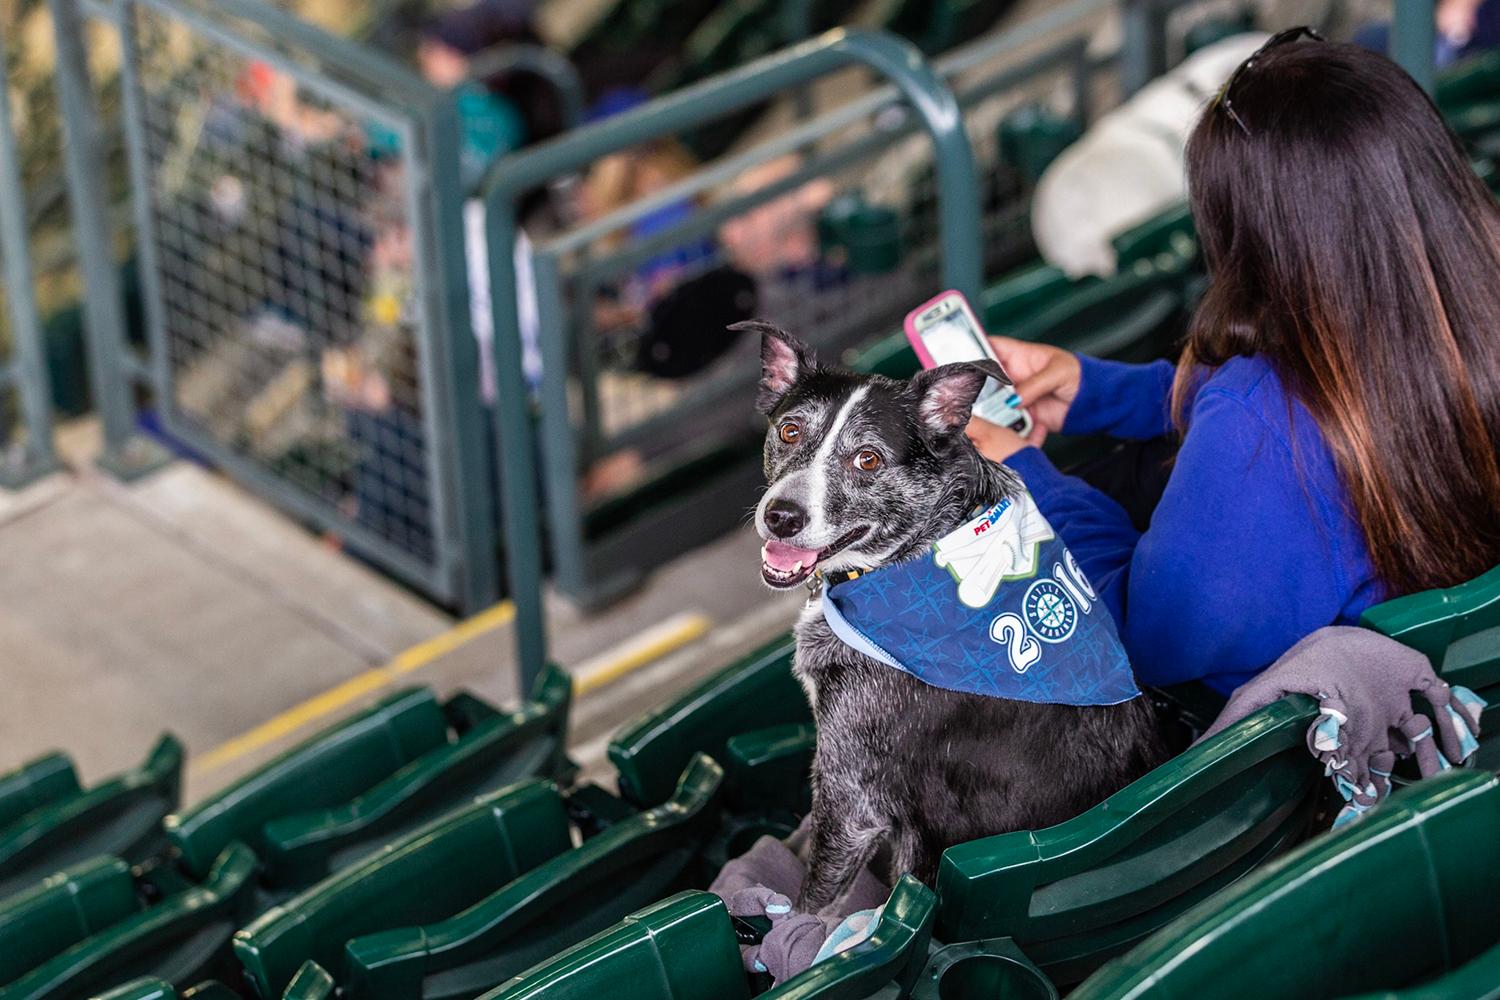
[[1355, 0, 1500, 67], [413, 0, 534, 191], [967, 37, 1500, 696]]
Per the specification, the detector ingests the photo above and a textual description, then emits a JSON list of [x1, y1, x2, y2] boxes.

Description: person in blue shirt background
[[966, 35, 1500, 696]]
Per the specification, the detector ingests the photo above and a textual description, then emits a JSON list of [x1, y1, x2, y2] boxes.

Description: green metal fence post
[[1391, 0, 1437, 94], [1120, 0, 1168, 95], [483, 28, 983, 682], [49, 0, 170, 481], [0, 30, 59, 488]]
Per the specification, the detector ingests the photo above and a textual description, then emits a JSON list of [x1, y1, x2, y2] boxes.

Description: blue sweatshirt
[[1005, 354, 1384, 695]]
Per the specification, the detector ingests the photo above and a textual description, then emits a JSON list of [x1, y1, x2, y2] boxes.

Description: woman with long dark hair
[[968, 33, 1500, 693]]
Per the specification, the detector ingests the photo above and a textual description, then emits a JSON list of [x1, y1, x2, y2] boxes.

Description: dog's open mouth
[[760, 526, 870, 588]]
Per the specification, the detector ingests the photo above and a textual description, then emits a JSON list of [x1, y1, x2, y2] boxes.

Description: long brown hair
[[1178, 39, 1500, 596]]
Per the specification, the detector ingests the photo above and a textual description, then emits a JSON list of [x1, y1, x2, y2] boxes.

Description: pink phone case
[[902, 290, 999, 370]]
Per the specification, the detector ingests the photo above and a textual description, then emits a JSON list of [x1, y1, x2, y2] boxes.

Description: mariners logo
[[1022, 579, 1077, 643]]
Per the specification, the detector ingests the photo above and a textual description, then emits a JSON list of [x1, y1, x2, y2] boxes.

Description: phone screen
[[921, 309, 1026, 430]]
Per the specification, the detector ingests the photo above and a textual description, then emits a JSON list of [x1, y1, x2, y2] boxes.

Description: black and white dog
[[744, 321, 1168, 913]]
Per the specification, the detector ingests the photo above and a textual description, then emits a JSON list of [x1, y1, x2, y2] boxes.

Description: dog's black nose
[[764, 500, 807, 539]]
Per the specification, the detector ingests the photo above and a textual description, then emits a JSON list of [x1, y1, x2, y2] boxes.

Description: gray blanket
[[1201, 626, 1485, 826]]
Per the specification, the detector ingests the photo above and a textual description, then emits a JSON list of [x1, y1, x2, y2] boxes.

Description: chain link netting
[[132, 3, 437, 562]]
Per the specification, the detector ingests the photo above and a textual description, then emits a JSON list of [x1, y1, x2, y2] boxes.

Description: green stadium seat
[[168, 667, 572, 887], [1360, 563, 1500, 769], [93, 960, 331, 999], [759, 876, 937, 1000], [911, 938, 1058, 1000], [608, 635, 806, 808], [0, 857, 139, 988], [1068, 770, 1500, 1000], [990, 254, 1190, 362], [1110, 204, 1197, 269], [1181, 12, 1256, 57], [0, 735, 182, 900], [1436, 50, 1500, 114], [481, 876, 936, 1000], [279, 962, 335, 1000], [233, 779, 574, 998], [259, 667, 573, 886], [997, 105, 1084, 186], [166, 688, 448, 880], [705, 724, 816, 876], [0, 843, 257, 1000], [339, 754, 724, 999], [478, 891, 747, 1000], [92, 979, 177, 1000], [0, 755, 79, 833], [1342, 940, 1500, 1000], [935, 695, 1324, 987]]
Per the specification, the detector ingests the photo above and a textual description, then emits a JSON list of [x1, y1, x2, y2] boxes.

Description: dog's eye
[[854, 449, 882, 472], [778, 420, 801, 444]]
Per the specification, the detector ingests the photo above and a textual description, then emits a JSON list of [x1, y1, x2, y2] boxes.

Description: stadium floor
[[0, 419, 801, 801]]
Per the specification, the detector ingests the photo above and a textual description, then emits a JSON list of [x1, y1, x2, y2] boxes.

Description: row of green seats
[[167, 667, 573, 892], [1072, 769, 1500, 1000], [0, 667, 575, 998], [529, 559, 1500, 999], [95, 960, 333, 1000], [0, 736, 182, 900], [488, 769, 1500, 1000], [0, 846, 257, 1000], [1437, 50, 1500, 148], [235, 756, 722, 999], [486, 876, 939, 1000]]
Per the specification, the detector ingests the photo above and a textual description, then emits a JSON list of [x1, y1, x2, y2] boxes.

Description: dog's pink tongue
[[763, 539, 820, 571]]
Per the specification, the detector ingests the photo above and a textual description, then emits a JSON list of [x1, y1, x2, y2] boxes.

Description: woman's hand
[[985, 337, 1082, 448], [965, 417, 1031, 463]]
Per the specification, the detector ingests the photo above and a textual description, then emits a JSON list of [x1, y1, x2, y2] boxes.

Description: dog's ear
[[735, 321, 816, 415], [912, 359, 1011, 440]]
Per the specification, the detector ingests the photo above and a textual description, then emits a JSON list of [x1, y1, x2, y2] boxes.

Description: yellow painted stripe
[[190, 600, 516, 775], [573, 612, 713, 697]]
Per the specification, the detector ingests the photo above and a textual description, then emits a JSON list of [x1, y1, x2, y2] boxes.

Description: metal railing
[[0, 33, 59, 489], [482, 0, 1228, 679], [483, 28, 985, 681], [52, 0, 498, 610]]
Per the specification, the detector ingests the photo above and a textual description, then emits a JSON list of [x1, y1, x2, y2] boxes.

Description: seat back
[[608, 636, 805, 807], [1362, 564, 1500, 771], [1070, 770, 1500, 1000], [2, 843, 258, 1000], [476, 891, 749, 1000], [1109, 204, 1196, 269], [999, 254, 1189, 363], [1360, 563, 1500, 709], [936, 696, 1323, 986], [234, 780, 572, 998], [1347, 939, 1500, 1000], [166, 688, 448, 878], [0, 735, 183, 900], [0, 857, 139, 987], [259, 666, 574, 886], [0, 755, 79, 833], [342, 754, 725, 1000]]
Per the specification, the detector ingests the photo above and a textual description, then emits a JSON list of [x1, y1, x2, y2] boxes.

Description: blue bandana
[[820, 493, 1142, 707]]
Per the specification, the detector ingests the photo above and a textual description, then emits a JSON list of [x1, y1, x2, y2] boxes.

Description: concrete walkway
[[0, 422, 800, 803]]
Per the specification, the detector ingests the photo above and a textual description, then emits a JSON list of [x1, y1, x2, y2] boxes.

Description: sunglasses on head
[[1215, 26, 1325, 136]]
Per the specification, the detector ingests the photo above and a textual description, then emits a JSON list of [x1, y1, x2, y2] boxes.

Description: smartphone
[[904, 290, 1033, 437]]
